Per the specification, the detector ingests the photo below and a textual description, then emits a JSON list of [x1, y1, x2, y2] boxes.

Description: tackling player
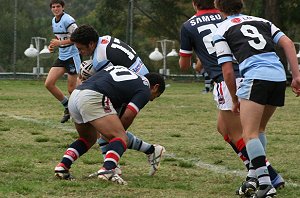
[[54, 65, 165, 184], [70, 25, 165, 176]]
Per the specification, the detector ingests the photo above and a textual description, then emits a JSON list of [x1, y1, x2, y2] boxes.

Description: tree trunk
[[264, 0, 291, 82], [264, 0, 281, 26]]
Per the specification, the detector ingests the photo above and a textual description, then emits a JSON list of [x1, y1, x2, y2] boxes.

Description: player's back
[[214, 14, 286, 81], [93, 36, 139, 70], [77, 65, 150, 110], [180, 9, 224, 80]]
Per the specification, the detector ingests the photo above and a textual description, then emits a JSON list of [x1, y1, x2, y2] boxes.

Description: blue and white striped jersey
[[52, 12, 79, 61], [92, 36, 149, 76], [213, 14, 286, 81]]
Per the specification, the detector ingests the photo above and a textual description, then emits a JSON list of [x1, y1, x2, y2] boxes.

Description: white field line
[[7, 114, 300, 188]]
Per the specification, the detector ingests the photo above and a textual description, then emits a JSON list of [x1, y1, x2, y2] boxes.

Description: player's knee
[[44, 81, 55, 90]]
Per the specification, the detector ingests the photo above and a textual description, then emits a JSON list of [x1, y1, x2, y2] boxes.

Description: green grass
[[0, 79, 299, 197]]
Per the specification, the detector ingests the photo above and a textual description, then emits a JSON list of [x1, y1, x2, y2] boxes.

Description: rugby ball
[[80, 59, 95, 80]]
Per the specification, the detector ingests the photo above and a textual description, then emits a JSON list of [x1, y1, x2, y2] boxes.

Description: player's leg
[[67, 73, 78, 94], [240, 99, 275, 196], [98, 131, 165, 176], [54, 122, 96, 180], [45, 66, 71, 123], [259, 105, 285, 189], [219, 110, 250, 169], [214, 79, 250, 170], [89, 115, 128, 185], [45, 66, 66, 102], [60, 58, 79, 123]]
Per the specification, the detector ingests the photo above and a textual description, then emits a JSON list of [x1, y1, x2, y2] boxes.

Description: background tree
[[0, 0, 299, 75]]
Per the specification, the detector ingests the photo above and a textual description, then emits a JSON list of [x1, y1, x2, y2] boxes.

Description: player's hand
[[78, 73, 87, 82], [291, 77, 300, 97], [50, 39, 61, 47], [48, 44, 55, 53], [231, 100, 240, 114]]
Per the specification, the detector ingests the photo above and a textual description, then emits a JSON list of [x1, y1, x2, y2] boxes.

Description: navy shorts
[[52, 57, 77, 75], [236, 79, 286, 106]]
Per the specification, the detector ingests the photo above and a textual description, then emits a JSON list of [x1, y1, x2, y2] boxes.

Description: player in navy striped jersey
[[45, 0, 81, 123], [70, 25, 165, 176], [54, 65, 165, 184], [213, 0, 300, 197], [179, 1, 285, 195], [179, 1, 243, 154]]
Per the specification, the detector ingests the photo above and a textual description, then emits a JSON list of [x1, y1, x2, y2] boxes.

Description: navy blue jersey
[[77, 65, 151, 112], [180, 9, 240, 81], [213, 14, 286, 81]]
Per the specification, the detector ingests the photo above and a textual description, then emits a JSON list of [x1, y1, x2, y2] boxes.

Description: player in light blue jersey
[[70, 25, 149, 77], [45, 0, 81, 123], [213, 0, 300, 197]]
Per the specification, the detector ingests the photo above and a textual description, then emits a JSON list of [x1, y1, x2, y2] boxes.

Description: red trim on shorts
[[219, 82, 224, 95]]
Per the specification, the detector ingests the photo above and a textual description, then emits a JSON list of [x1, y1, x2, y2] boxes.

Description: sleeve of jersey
[[126, 91, 150, 115], [93, 59, 110, 71], [271, 23, 285, 44], [179, 26, 193, 57], [213, 34, 233, 65], [127, 102, 140, 115], [64, 15, 75, 29]]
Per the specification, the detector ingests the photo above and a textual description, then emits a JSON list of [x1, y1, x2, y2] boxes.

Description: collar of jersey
[[195, 9, 220, 16], [225, 14, 244, 20]]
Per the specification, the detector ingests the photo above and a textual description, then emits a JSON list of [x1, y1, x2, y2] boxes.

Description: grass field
[[0, 79, 299, 198]]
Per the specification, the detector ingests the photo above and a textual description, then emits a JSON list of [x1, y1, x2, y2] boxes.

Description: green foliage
[[0, 0, 300, 73]]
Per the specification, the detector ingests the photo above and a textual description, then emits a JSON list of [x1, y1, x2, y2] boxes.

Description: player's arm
[[120, 90, 150, 130], [179, 56, 192, 71], [120, 106, 138, 130], [222, 61, 239, 112], [50, 23, 78, 48], [194, 58, 203, 73], [275, 32, 300, 95]]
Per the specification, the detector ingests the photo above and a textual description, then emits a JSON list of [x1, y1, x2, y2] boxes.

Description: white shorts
[[213, 78, 243, 110], [68, 89, 117, 124]]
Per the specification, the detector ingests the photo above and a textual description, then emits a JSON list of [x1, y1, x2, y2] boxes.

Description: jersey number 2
[[197, 24, 218, 54]]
